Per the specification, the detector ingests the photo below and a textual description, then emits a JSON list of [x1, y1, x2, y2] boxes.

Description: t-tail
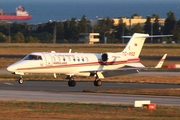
[[121, 33, 149, 58]]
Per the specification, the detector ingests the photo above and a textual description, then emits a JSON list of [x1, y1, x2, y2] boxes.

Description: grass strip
[[0, 43, 180, 56], [0, 101, 180, 120]]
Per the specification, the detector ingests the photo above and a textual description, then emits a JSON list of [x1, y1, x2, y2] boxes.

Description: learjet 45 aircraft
[[7, 33, 170, 87]]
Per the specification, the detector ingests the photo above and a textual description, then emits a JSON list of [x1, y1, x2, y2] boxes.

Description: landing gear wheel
[[18, 78, 23, 84], [68, 80, 76, 87], [94, 79, 102, 87], [71, 80, 76, 87], [68, 76, 76, 87], [94, 80, 97, 86], [97, 80, 102, 86]]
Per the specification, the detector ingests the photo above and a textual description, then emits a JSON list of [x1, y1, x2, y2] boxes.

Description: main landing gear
[[94, 77, 102, 87], [68, 76, 76, 87], [67, 75, 102, 87]]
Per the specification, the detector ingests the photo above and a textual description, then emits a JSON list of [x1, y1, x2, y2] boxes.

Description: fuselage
[[7, 51, 140, 77]]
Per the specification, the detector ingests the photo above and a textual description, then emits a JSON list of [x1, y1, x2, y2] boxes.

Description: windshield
[[24, 55, 42, 60]]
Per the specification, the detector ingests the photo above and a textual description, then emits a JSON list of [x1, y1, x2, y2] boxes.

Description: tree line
[[0, 11, 180, 43]]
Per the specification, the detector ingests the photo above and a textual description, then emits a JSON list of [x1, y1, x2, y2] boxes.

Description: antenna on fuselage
[[69, 49, 72, 53]]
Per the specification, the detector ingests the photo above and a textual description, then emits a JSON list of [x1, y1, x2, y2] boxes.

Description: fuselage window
[[63, 57, 66, 61], [77, 57, 80, 62], [73, 58, 76, 61], [24, 55, 42, 60], [81, 57, 84, 62]]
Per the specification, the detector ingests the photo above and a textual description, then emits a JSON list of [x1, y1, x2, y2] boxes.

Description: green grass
[[0, 101, 180, 120]]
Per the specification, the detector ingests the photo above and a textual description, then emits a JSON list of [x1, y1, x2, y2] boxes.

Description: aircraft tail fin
[[122, 33, 149, 58], [121, 33, 173, 59]]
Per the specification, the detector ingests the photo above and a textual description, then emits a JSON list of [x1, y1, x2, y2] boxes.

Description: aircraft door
[[52, 55, 60, 64], [42, 53, 53, 66]]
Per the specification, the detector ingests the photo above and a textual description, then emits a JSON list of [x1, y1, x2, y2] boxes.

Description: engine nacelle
[[101, 52, 127, 65]]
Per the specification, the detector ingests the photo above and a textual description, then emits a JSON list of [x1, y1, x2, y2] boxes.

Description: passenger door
[[42, 53, 53, 66]]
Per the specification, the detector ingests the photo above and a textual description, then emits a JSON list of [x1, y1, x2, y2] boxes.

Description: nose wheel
[[18, 77, 24, 84]]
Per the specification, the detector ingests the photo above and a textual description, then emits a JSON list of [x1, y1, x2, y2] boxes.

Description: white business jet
[[7, 33, 170, 87]]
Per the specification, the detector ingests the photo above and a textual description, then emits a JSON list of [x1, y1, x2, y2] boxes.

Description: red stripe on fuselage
[[17, 58, 140, 70]]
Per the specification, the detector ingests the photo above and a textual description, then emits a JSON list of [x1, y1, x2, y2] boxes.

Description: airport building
[[30, 15, 165, 32], [100, 15, 165, 29], [79, 33, 100, 44]]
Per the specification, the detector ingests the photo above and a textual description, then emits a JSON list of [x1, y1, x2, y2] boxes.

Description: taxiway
[[0, 81, 179, 106]]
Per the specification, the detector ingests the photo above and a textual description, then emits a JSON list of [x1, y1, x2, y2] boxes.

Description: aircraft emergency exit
[[7, 33, 170, 87]]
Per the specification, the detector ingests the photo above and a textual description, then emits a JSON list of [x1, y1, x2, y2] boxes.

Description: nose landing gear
[[18, 76, 24, 84]]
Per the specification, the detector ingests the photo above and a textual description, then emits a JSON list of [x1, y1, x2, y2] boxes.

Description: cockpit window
[[24, 55, 42, 60]]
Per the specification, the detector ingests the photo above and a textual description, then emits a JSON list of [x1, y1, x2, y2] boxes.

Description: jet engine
[[101, 52, 127, 65]]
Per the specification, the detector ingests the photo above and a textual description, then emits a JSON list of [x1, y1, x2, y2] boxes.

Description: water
[[0, 0, 180, 24]]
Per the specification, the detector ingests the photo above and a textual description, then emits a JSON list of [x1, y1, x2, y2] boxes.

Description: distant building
[[29, 15, 166, 32], [79, 33, 99, 44], [112, 15, 165, 29]]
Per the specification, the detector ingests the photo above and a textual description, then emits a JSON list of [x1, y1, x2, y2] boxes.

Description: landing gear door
[[43, 53, 53, 66]]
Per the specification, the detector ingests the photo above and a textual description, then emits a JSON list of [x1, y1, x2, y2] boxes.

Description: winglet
[[155, 54, 167, 68]]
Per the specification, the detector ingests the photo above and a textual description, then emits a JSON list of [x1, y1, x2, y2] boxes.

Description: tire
[[96, 80, 102, 86], [68, 80, 76, 87], [68, 81, 71, 87], [72, 80, 76, 87], [94, 80, 98, 86], [18, 78, 23, 84]]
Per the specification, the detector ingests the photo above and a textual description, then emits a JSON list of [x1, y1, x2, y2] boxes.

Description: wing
[[80, 54, 167, 77]]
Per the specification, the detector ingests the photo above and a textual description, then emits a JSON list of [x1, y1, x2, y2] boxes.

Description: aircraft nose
[[7, 65, 16, 73]]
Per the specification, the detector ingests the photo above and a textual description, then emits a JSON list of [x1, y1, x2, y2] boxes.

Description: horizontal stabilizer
[[122, 34, 173, 39]]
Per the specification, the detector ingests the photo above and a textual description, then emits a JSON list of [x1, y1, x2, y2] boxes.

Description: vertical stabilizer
[[122, 33, 149, 58]]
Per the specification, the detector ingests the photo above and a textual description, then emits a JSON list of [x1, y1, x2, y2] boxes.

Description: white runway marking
[[3, 82, 13, 85]]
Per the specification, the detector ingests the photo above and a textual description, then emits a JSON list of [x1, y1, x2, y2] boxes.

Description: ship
[[0, 6, 32, 20]]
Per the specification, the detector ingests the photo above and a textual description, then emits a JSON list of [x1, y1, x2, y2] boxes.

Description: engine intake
[[101, 52, 125, 65], [101, 53, 108, 62]]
